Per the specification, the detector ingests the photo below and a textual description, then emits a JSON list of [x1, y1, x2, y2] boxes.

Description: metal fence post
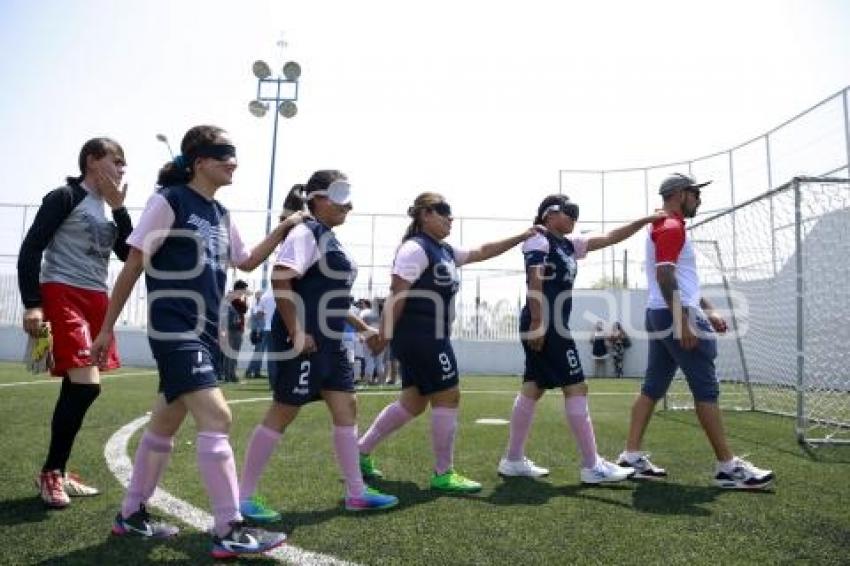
[[794, 178, 805, 443], [843, 88, 850, 174], [728, 150, 738, 280], [766, 134, 777, 275]]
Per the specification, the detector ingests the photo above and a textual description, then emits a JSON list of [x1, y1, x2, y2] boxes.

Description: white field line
[[0, 370, 157, 388], [104, 410, 359, 566]]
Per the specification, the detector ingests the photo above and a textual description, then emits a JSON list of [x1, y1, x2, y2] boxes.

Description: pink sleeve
[[392, 240, 429, 282], [452, 247, 471, 266], [126, 193, 175, 255], [228, 218, 251, 267], [568, 235, 589, 260], [274, 223, 319, 275]]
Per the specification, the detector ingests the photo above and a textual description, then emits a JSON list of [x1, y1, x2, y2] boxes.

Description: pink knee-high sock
[[333, 425, 366, 497], [564, 396, 599, 469], [358, 401, 415, 454], [239, 425, 282, 501], [121, 430, 174, 518], [506, 394, 538, 461], [431, 406, 458, 475], [196, 432, 241, 537]]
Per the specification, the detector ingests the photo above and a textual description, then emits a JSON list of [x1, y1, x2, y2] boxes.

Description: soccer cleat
[[714, 457, 774, 490], [580, 457, 634, 484], [239, 495, 281, 523], [37, 470, 70, 509], [359, 453, 384, 480], [63, 472, 100, 497], [344, 487, 399, 511], [210, 521, 287, 559], [497, 457, 550, 478], [112, 504, 179, 538], [616, 451, 668, 479], [430, 469, 482, 493]]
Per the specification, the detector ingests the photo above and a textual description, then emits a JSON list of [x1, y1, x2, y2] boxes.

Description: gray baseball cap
[[658, 173, 712, 195]]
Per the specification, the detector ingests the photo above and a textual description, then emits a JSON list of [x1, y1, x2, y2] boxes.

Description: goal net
[[662, 177, 850, 445]]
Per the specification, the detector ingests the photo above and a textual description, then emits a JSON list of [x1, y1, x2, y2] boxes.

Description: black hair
[[280, 184, 306, 219], [233, 279, 248, 290], [66, 137, 124, 186], [534, 194, 570, 225], [157, 125, 226, 187], [403, 192, 445, 241]]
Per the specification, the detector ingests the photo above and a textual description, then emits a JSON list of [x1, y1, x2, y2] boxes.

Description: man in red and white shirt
[[617, 173, 774, 490]]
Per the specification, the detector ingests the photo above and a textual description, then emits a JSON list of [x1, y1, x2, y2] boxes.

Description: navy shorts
[[155, 345, 220, 403], [521, 330, 585, 389], [642, 308, 719, 403], [271, 340, 355, 406], [392, 334, 459, 395]]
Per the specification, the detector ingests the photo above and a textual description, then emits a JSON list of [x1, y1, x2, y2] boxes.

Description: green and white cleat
[[239, 495, 281, 523], [430, 469, 482, 493], [359, 453, 384, 480]]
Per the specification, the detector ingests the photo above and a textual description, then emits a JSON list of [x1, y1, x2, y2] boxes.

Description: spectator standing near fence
[[609, 321, 630, 378], [222, 280, 248, 382], [18, 137, 132, 508], [590, 321, 609, 377]]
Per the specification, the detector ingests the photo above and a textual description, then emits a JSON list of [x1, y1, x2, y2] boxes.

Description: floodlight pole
[[250, 61, 301, 289]]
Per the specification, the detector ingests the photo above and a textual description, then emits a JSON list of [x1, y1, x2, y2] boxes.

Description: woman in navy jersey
[[497, 194, 663, 484], [237, 171, 398, 521], [90, 125, 293, 559], [357, 192, 536, 493]]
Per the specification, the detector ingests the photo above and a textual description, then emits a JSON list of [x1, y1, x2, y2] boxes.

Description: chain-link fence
[[559, 86, 850, 296], [663, 177, 850, 446]]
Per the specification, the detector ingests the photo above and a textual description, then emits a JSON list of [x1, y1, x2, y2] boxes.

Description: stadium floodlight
[[282, 61, 301, 81], [249, 50, 302, 288], [252, 60, 272, 79], [249, 100, 269, 117], [278, 100, 297, 118]]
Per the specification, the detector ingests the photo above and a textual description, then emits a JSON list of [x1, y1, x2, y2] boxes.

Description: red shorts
[[41, 282, 120, 377]]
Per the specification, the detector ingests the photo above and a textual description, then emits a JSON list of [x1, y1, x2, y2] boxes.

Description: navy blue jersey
[[273, 219, 356, 346], [519, 231, 588, 333], [144, 185, 233, 357], [395, 234, 460, 338]]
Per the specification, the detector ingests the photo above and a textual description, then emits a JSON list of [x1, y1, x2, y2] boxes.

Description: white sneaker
[[498, 457, 549, 477], [714, 457, 774, 490], [580, 457, 634, 484], [63, 472, 100, 497], [616, 451, 668, 479]]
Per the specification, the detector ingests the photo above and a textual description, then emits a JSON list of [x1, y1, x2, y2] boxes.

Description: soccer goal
[[662, 176, 850, 446]]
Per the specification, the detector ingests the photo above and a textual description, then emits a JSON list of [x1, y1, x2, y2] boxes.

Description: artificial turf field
[[0, 361, 848, 565]]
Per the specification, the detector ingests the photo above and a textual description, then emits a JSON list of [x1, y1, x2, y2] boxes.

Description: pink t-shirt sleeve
[[228, 218, 251, 267], [274, 223, 319, 275], [126, 193, 175, 256], [392, 240, 429, 282], [452, 246, 471, 266], [567, 235, 589, 259]]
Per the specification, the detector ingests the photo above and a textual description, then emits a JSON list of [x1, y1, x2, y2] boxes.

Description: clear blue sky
[[1, 0, 849, 222]]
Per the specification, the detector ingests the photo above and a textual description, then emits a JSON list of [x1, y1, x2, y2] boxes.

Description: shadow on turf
[[485, 477, 634, 510], [35, 531, 281, 565], [0, 495, 50, 526]]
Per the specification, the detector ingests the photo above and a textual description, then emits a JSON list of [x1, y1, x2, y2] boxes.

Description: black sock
[[43, 378, 101, 473]]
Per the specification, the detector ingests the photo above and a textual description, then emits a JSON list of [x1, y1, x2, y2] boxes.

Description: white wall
[[0, 289, 651, 377]]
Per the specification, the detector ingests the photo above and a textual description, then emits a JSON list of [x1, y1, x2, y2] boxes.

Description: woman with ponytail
[[90, 125, 296, 559], [497, 194, 663, 484], [18, 137, 131, 509], [357, 192, 536, 494]]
